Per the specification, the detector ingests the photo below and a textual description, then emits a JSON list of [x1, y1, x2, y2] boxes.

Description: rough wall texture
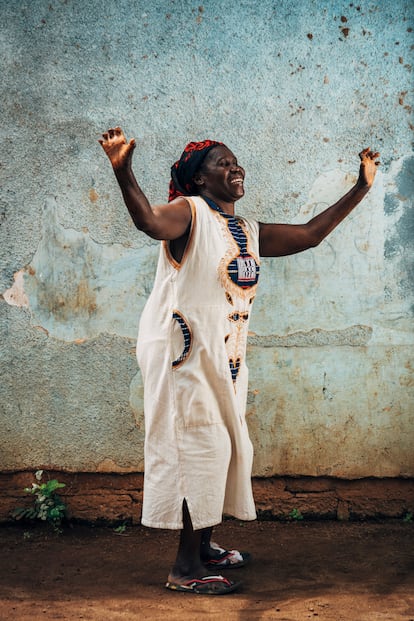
[[2, 472, 414, 524], [1, 1, 413, 485]]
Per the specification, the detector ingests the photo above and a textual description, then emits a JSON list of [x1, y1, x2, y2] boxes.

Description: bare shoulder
[[153, 196, 192, 218], [171, 196, 193, 213], [149, 197, 193, 241]]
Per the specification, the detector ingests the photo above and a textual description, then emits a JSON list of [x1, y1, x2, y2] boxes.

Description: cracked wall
[[1, 0, 413, 477]]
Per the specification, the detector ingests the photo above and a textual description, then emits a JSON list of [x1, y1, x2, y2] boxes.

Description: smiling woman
[[191, 146, 246, 206], [168, 139, 225, 201], [99, 126, 379, 595]]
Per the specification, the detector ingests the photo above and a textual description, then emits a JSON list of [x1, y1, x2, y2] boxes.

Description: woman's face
[[194, 146, 245, 203]]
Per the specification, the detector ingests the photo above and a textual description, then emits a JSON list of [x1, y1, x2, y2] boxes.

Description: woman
[[99, 127, 379, 594]]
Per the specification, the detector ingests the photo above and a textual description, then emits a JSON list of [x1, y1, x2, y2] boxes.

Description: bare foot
[[167, 561, 207, 585]]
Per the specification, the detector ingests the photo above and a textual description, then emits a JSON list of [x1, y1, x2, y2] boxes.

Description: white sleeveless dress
[[137, 195, 261, 530]]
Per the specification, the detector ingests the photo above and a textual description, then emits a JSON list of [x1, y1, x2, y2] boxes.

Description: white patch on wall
[[2, 198, 158, 342]]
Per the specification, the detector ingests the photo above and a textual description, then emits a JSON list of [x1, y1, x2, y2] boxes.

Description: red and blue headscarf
[[168, 139, 224, 202]]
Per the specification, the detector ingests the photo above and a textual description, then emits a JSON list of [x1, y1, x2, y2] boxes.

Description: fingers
[[359, 147, 381, 166], [108, 126, 123, 139], [359, 147, 380, 160], [99, 126, 127, 144], [359, 147, 370, 159], [107, 127, 122, 140]]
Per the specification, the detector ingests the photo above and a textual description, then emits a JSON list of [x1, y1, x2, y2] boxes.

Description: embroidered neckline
[[202, 196, 234, 219], [202, 195, 260, 290]]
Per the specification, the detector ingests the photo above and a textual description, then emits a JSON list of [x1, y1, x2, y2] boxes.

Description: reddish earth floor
[[0, 520, 413, 621]]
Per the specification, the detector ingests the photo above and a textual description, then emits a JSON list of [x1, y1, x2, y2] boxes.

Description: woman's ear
[[193, 173, 204, 188]]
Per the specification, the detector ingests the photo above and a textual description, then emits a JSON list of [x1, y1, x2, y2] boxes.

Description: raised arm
[[99, 127, 191, 240], [259, 148, 380, 257]]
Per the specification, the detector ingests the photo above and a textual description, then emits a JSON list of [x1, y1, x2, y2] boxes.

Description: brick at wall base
[[252, 477, 414, 521], [0, 472, 413, 524]]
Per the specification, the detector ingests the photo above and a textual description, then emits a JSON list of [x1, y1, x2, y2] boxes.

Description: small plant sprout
[[289, 508, 304, 521], [403, 511, 413, 523], [12, 470, 67, 532]]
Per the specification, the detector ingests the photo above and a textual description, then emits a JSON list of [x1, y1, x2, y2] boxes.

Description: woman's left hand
[[357, 148, 380, 189]]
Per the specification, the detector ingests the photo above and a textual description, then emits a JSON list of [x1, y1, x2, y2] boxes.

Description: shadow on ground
[[0, 520, 413, 620]]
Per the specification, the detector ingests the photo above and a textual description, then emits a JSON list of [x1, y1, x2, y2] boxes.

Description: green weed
[[12, 470, 67, 532], [289, 508, 304, 521]]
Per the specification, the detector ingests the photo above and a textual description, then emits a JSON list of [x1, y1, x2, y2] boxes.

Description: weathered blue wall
[[1, 0, 413, 477]]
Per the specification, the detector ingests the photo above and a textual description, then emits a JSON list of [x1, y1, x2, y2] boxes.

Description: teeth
[[231, 179, 243, 184]]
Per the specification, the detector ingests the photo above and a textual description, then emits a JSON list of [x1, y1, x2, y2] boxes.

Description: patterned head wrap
[[168, 139, 225, 202]]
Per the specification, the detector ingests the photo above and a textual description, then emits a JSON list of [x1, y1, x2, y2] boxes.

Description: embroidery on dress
[[203, 197, 260, 301], [171, 310, 192, 369], [203, 197, 260, 389], [225, 313, 249, 387], [229, 357, 241, 383], [228, 311, 249, 323]]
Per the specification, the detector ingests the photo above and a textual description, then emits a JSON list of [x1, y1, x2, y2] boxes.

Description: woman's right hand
[[99, 127, 136, 171]]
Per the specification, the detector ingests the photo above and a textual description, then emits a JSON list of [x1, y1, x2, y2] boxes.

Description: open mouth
[[230, 177, 244, 185]]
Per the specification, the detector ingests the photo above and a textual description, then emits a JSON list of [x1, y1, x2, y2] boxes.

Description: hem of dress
[[141, 512, 256, 530], [223, 510, 257, 522], [141, 517, 223, 531]]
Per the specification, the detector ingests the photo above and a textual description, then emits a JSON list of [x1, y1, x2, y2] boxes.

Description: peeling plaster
[[248, 325, 372, 347], [2, 198, 158, 342], [383, 155, 414, 306], [3, 270, 29, 308], [252, 161, 414, 348], [2, 161, 413, 476]]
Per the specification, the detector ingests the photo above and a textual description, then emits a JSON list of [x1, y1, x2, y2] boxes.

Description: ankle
[[200, 541, 212, 556], [170, 559, 205, 580]]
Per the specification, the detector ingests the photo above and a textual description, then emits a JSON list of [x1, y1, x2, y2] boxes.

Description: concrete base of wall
[[1, 472, 413, 524]]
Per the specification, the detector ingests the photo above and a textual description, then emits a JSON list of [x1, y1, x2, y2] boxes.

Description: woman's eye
[[219, 159, 238, 167]]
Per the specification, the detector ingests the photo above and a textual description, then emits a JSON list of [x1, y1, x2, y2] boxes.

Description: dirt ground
[[0, 520, 413, 621]]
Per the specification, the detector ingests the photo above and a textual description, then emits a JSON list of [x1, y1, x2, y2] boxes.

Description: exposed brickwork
[[1, 472, 413, 524], [253, 476, 414, 520], [0, 472, 144, 525]]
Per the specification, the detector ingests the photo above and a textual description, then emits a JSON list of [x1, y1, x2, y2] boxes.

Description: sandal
[[165, 574, 241, 595], [203, 542, 251, 569]]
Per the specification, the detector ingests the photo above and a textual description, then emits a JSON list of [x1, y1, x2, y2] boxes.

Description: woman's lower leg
[[169, 500, 206, 580]]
